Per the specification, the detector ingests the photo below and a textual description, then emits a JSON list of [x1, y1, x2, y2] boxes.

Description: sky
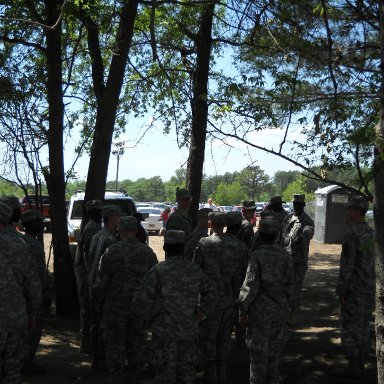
[[63, 119, 306, 183]]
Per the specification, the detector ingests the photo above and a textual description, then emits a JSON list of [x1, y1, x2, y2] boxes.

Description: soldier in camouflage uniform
[[166, 188, 193, 240], [336, 196, 374, 378], [184, 207, 212, 261], [74, 200, 103, 354], [239, 213, 294, 384], [93, 216, 158, 374], [134, 230, 216, 384], [193, 212, 244, 383], [277, 194, 314, 318], [225, 211, 250, 352], [239, 200, 256, 249], [0, 202, 42, 384], [20, 210, 49, 374], [265, 196, 288, 226], [88, 205, 122, 369]]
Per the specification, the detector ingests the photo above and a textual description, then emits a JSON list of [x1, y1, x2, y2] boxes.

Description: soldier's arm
[[192, 239, 204, 265], [285, 252, 295, 308], [336, 232, 356, 298], [199, 269, 218, 314], [24, 251, 42, 316], [92, 249, 112, 307], [302, 215, 315, 240], [238, 256, 260, 315]]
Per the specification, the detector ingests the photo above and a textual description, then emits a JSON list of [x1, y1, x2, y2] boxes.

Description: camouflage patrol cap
[[292, 194, 305, 203], [20, 210, 44, 225], [225, 211, 243, 226], [198, 208, 213, 217], [0, 202, 13, 224], [176, 188, 191, 200], [242, 200, 256, 210], [119, 216, 137, 231], [85, 200, 103, 212], [269, 196, 285, 205], [164, 229, 185, 244], [258, 212, 280, 235], [0, 195, 21, 209], [208, 211, 227, 226], [348, 196, 369, 210], [102, 205, 123, 218]]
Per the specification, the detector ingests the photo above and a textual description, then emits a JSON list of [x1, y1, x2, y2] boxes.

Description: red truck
[[20, 195, 51, 230]]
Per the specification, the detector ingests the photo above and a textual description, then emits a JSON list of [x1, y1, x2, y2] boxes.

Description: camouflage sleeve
[[199, 269, 217, 313], [165, 213, 179, 231], [285, 251, 295, 308], [238, 256, 260, 314], [239, 245, 249, 287], [86, 236, 97, 274], [302, 215, 315, 240], [336, 231, 356, 297], [24, 252, 42, 315], [192, 239, 204, 265], [92, 249, 112, 307], [185, 235, 199, 262]]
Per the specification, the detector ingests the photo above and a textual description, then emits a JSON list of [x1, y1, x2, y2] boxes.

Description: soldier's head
[[176, 188, 191, 211], [258, 211, 280, 244], [20, 210, 44, 236], [0, 202, 13, 227], [268, 196, 285, 213], [102, 205, 123, 231], [225, 211, 243, 235], [197, 208, 212, 229], [346, 196, 369, 224], [208, 212, 227, 234], [292, 194, 306, 215], [85, 200, 103, 223], [118, 216, 138, 240], [0, 196, 21, 225], [163, 229, 185, 256], [241, 200, 256, 221]]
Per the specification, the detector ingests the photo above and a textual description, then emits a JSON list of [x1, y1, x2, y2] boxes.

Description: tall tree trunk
[[83, 0, 139, 203], [376, 1, 384, 381], [44, 0, 78, 317], [187, 1, 215, 227]]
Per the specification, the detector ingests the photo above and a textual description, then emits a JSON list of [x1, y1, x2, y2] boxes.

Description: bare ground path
[[22, 237, 377, 383]]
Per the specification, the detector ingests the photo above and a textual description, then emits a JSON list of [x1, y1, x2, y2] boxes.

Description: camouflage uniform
[[166, 209, 193, 240], [0, 222, 41, 383], [278, 211, 314, 311], [239, 220, 254, 249], [184, 226, 208, 261], [193, 231, 244, 379], [93, 238, 158, 372], [336, 222, 374, 360], [134, 249, 216, 384], [239, 244, 294, 384], [74, 219, 101, 350]]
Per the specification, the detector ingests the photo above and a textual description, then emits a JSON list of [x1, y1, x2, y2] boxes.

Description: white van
[[67, 190, 137, 256]]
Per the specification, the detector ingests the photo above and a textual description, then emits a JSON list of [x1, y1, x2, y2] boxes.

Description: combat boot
[[217, 361, 227, 383]]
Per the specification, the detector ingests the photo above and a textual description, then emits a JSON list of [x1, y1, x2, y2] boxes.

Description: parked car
[[255, 202, 267, 216], [232, 205, 242, 212], [137, 207, 163, 234], [217, 205, 233, 212], [67, 190, 137, 257], [282, 203, 293, 213], [21, 194, 51, 231]]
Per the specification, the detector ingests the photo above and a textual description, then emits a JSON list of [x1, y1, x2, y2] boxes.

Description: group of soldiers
[[0, 187, 375, 384]]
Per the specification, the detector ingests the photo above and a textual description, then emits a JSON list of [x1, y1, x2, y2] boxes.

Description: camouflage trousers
[[22, 313, 44, 366], [0, 324, 26, 384], [152, 337, 197, 384], [103, 317, 143, 372], [340, 293, 374, 359], [247, 314, 288, 384], [199, 306, 233, 367], [291, 261, 308, 311]]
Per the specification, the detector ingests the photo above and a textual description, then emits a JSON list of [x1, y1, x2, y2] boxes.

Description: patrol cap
[[119, 216, 137, 231], [20, 210, 44, 224], [269, 196, 285, 205], [348, 196, 369, 210], [208, 211, 227, 226], [176, 188, 191, 200], [85, 200, 103, 212], [0, 202, 13, 224], [226, 211, 243, 226], [292, 194, 305, 203], [164, 229, 185, 244], [102, 205, 123, 218], [242, 200, 256, 210], [0, 195, 21, 209], [258, 212, 280, 235], [198, 208, 213, 217]]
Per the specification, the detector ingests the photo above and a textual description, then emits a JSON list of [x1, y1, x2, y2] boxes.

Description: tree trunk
[[187, 2, 216, 227], [44, 0, 78, 317], [83, 0, 139, 203], [376, 1, 384, 382]]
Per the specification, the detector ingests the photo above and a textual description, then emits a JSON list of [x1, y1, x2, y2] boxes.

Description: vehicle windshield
[[70, 199, 136, 219], [137, 208, 162, 215]]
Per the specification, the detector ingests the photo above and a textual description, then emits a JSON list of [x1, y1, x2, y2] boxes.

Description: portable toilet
[[314, 185, 353, 244]]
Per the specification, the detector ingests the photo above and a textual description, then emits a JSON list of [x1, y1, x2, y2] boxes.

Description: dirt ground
[[22, 235, 377, 384]]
